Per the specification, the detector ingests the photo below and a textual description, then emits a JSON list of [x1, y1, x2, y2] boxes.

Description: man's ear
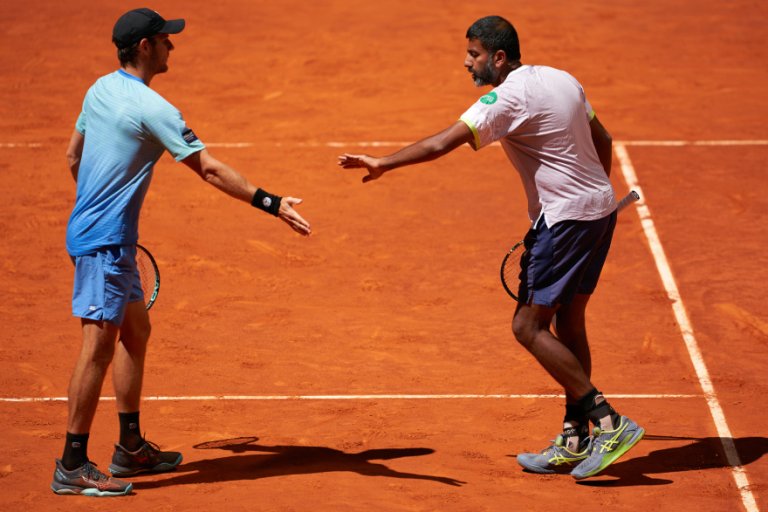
[[137, 37, 152, 54], [493, 49, 508, 69]]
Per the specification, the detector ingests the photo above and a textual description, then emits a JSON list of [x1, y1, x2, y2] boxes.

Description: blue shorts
[[517, 211, 617, 307], [71, 245, 143, 325]]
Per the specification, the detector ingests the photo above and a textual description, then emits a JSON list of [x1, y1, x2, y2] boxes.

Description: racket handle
[[616, 190, 640, 212]]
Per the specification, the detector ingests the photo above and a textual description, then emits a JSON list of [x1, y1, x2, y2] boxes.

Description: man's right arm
[[66, 129, 84, 182], [182, 149, 311, 236], [337, 121, 475, 182]]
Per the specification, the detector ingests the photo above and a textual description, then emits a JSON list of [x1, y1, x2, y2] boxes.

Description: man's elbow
[[426, 137, 457, 157], [65, 149, 79, 167], [198, 164, 224, 184], [197, 166, 214, 183], [192, 151, 223, 183], [66, 153, 80, 175]]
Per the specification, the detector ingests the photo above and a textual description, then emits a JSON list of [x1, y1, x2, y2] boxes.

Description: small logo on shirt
[[480, 91, 498, 105], [182, 127, 199, 144]]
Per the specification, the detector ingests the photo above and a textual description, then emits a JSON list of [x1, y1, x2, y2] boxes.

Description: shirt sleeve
[[583, 93, 595, 121], [142, 97, 206, 161], [75, 110, 86, 134], [75, 90, 88, 134], [561, 71, 595, 121], [458, 89, 527, 150]]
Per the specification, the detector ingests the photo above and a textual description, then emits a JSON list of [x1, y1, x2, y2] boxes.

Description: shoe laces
[[82, 461, 108, 481], [139, 433, 162, 453]]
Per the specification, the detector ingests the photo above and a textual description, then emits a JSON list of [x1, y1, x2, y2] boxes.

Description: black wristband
[[251, 188, 282, 216]]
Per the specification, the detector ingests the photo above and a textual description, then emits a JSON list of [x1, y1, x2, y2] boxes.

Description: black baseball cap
[[112, 8, 185, 49]]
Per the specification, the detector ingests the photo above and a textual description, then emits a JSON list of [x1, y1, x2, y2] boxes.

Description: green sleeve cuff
[[459, 116, 481, 150]]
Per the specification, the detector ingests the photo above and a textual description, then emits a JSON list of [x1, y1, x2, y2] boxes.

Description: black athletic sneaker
[[108, 439, 183, 477], [51, 459, 133, 496]]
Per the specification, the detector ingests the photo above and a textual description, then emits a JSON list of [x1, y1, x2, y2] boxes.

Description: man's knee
[[81, 328, 118, 366], [513, 304, 557, 348], [512, 315, 535, 348]]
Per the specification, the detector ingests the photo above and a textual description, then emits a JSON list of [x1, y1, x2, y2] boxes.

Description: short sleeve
[[572, 78, 595, 121], [75, 109, 86, 135], [583, 92, 595, 121], [142, 98, 205, 161], [459, 89, 527, 150]]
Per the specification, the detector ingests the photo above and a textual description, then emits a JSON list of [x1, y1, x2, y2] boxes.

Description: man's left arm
[[589, 114, 613, 177]]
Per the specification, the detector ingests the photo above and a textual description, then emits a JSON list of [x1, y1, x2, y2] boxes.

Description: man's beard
[[470, 60, 496, 87]]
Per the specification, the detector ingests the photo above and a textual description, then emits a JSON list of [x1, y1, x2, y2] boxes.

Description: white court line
[[206, 142, 254, 148], [294, 141, 415, 148], [0, 393, 700, 403], [0, 142, 43, 148], [292, 139, 768, 148], [618, 139, 768, 147], [615, 142, 758, 512], [3, 139, 767, 149]]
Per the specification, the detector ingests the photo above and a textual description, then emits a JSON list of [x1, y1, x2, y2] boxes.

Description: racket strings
[[136, 252, 155, 298], [135, 245, 160, 309], [501, 242, 525, 300]]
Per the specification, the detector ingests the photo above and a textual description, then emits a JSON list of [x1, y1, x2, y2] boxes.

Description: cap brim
[[160, 19, 185, 35]]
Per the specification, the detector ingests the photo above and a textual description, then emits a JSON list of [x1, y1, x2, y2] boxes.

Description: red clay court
[[1, 1, 766, 510]]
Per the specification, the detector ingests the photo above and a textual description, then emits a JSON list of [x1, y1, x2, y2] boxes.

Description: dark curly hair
[[466, 16, 521, 61]]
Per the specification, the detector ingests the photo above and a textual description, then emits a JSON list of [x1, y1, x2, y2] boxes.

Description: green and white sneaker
[[571, 415, 644, 480], [517, 434, 591, 474]]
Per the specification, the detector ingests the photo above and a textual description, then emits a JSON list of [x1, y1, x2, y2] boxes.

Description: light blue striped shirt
[[66, 69, 205, 256]]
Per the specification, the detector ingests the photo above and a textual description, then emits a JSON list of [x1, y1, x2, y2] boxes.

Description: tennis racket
[[500, 190, 640, 301], [136, 244, 160, 310]]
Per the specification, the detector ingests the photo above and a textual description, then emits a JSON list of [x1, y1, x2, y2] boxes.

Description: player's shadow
[[132, 436, 465, 489], [575, 434, 768, 486]]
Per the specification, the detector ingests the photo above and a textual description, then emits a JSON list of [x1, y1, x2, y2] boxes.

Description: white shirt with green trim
[[460, 65, 615, 226]]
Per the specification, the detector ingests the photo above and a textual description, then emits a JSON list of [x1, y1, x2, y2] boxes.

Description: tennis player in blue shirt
[[52, 8, 311, 496]]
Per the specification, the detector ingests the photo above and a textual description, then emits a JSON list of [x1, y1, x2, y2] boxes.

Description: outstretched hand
[[337, 154, 386, 183], [278, 197, 311, 236]]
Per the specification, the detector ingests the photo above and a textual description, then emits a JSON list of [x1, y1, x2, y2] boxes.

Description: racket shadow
[[133, 436, 466, 489]]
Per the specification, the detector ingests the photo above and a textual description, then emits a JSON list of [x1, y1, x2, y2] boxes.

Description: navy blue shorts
[[517, 210, 617, 307]]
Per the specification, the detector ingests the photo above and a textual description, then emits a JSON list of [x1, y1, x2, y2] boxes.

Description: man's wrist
[[251, 188, 282, 216]]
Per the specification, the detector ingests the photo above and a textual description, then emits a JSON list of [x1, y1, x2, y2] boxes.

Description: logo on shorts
[[480, 91, 498, 105], [182, 127, 199, 144]]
